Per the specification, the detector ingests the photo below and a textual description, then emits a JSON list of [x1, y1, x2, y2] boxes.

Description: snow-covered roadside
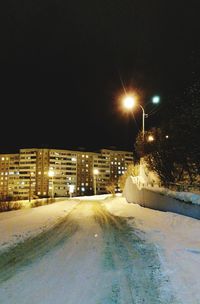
[[146, 185, 200, 206], [1, 194, 200, 303], [103, 196, 200, 304], [0, 199, 80, 253], [0, 195, 110, 253]]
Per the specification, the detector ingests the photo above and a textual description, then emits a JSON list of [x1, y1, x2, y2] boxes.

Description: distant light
[[148, 135, 154, 142], [123, 96, 135, 109], [165, 135, 169, 139], [93, 168, 99, 175], [48, 170, 54, 177], [152, 95, 160, 104]]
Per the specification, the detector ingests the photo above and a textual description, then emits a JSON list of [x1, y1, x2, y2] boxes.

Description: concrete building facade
[[0, 148, 133, 200]]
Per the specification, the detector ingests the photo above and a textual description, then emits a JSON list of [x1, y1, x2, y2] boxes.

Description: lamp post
[[48, 170, 54, 198], [29, 172, 34, 202], [139, 104, 147, 141], [123, 94, 160, 141], [93, 168, 99, 195]]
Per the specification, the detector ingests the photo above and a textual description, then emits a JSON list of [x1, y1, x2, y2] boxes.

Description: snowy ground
[[0, 195, 200, 303]]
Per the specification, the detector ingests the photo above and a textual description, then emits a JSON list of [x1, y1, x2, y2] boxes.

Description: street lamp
[[48, 170, 55, 198], [93, 168, 99, 195], [29, 172, 34, 202], [152, 95, 160, 104], [147, 135, 154, 142], [123, 95, 147, 140], [122, 94, 160, 141]]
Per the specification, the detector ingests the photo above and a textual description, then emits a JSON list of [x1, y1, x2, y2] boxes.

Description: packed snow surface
[[0, 195, 200, 303]]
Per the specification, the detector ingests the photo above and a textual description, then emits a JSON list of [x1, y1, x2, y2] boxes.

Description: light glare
[[148, 135, 154, 142], [48, 170, 54, 177], [152, 95, 160, 104], [123, 96, 135, 109], [93, 169, 99, 175]]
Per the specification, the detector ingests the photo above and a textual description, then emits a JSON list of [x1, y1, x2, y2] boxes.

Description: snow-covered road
[[0, 200, 175, 304]]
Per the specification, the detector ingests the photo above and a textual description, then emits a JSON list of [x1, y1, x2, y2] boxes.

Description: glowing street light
[[93, 168, 99, 195], [147, 135, 154, 142], [122, 94, 147, 141], [122, 93, 160, 141], [152, 95, 160, 104], [123, 96, 136, 109], [48, 169, 55, 198]]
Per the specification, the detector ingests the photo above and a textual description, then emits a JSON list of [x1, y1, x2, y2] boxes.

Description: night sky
[[0, 0, 199, 153]]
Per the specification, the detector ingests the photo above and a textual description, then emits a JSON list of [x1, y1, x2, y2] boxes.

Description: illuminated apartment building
[[49, 149, 77, 197], [93, 152, 110, 194], [76, 152, 95, 196], [0, 154, 19, 199], [100, 149, 133, 192], [0, 147, 133, 199], [17, 148, 78, 199]]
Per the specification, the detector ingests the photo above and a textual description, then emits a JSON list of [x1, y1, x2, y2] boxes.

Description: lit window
[[81, 187, 85, 191], [86, 155, 88, 158], [38, 191, 41, 195], [1, 157, 4, 160]]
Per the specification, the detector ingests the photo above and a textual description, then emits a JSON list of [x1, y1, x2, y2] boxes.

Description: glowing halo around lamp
[[123, 96, 135, 109]]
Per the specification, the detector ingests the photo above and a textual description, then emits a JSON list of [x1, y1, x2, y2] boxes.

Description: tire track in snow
[[94, 203, 177, 304], [0, 213, 79, 283]]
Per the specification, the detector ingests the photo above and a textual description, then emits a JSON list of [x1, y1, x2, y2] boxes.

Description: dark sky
[[0, 0, 200, 153]]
